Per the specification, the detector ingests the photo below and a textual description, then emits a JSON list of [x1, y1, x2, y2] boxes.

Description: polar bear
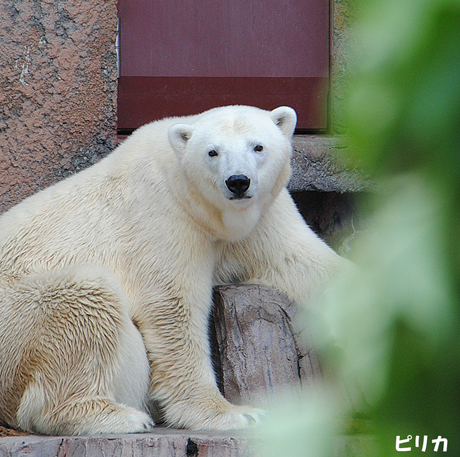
[[0, 105, 343, 435]]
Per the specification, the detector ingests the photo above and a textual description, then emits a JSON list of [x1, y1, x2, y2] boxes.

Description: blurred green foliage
[[258, 0, 460, 455]]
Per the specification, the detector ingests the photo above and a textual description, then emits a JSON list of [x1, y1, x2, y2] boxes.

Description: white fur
[[0, 105, 344, 434]]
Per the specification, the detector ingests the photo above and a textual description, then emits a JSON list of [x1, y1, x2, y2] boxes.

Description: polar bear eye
[[253, 144, 264, 152], [208, 150, 218, 157]]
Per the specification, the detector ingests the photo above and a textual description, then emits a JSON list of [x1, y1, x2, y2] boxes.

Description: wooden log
[[210, 284, 322, 407]]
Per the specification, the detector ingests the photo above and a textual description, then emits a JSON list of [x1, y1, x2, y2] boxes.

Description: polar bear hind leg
[[8, 266, 153, 435]]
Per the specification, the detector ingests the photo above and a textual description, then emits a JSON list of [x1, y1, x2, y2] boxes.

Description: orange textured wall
[[0, 0, 118, 214]]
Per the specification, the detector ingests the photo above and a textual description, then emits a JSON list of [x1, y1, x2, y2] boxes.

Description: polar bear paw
[[194, 404, 266, 431], [17, 386, 156, 435], [212, 404, 266, 430], [76, 406, 155, 435], [118, 408, 156, 434]]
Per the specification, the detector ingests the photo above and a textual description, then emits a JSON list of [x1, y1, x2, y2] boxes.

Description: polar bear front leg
[[215, 189, 349, 307], [135, 291, 264, 430]]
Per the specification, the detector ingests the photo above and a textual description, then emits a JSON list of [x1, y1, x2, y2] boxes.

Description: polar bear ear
[[168, 123, 194, 156], [269, 106, 297, 137]]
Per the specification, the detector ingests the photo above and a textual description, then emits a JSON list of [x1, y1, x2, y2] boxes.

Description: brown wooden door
[[117, 0, 329, 132]]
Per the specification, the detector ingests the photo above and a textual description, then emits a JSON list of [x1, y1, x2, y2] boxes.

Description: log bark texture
[[211, 284, 322, 407]]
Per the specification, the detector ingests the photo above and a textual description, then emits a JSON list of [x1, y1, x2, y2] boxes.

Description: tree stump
[[210, 284, 322, 407]]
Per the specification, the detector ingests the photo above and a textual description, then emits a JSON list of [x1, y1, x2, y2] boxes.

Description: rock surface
[[0, 0, 118, 214], [289, 135, 370, 193]]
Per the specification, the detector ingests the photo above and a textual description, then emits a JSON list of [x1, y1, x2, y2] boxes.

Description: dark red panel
[[117, 0, 330, 131], [118, 0, 329, 78], [118, 77, 328, 131]]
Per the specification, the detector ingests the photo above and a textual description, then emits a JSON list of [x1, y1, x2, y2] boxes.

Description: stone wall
[[0, 0, 118, 214]]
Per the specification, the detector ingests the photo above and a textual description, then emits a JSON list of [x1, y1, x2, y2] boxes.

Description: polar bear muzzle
[[225, 174, 251, 199]]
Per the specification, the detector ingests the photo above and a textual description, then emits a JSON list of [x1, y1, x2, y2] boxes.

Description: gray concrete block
[[289, 135, 370, 193]]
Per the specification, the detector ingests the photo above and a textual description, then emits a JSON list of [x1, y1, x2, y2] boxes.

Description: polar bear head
[[168, 106, 297, 215]]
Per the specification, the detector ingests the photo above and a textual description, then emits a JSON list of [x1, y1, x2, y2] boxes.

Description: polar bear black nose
[[226, 175, 251, 197]]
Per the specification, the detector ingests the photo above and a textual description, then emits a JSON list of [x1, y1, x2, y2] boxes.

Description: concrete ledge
[[0, 428, 258, 457], [0, 431, 377, 457], [289, 135, 370, 193]]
